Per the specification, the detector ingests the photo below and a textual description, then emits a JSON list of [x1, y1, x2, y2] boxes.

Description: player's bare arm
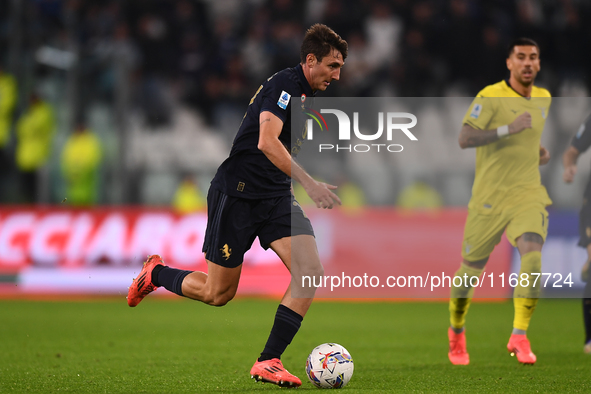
[[539, 145, 550, 166], [562, 145, 580, 183], [258, 111, 341, 209], [458, 112, 532, 149]]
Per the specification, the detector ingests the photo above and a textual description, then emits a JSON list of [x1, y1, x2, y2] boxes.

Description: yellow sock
[[513, 251, 542, 331], [449, 263, 484, 329]]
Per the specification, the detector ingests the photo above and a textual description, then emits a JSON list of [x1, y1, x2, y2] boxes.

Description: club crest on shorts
[[220, 244, 232, 260]]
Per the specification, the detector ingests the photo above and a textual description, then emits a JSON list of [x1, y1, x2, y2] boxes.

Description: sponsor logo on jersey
[[470, 103, 482, 119], [277, 91, 291, 109]]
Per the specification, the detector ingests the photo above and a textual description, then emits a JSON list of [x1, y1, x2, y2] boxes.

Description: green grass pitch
[[1, 298, 589, 393]]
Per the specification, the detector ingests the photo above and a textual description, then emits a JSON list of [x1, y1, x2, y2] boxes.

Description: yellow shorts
[[461, 202, 549, 262]]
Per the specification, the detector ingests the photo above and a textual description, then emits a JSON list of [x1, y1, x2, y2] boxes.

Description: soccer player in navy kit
[[127, 24, 347, 387], [562, 112, 591, 354]]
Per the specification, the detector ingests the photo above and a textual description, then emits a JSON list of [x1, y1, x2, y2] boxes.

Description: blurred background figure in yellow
[[15, 93, 55, 203], [293, 179, 317, 208], [397, 180, 443, 210], [0, 65, 17, 202], [172, 174, 206, 214], [336, 175, 366, 214], [60, 121, 103, 206]]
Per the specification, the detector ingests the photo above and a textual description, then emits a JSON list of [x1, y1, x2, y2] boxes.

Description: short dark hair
[[300, 24, 348, 64], [507, 37, 540, 58]]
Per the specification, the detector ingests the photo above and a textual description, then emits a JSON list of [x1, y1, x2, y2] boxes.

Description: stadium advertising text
[[0, 208, 583, 297]]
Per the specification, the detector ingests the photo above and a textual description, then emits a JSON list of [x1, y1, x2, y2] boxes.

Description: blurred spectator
[[444, 0, 481, 89], [395, 28, 436, 96], [339, 30, 374, 96], [224, 55, 250, 105], [172, 174, 206, 214], [269, 0, 305, 24], [397, 181, 443, 210], [135, 13, 174, 127], [514, 0, 546, 43], [0, 66, 17, 150], [15, 93, 56, 203], [0, 65, 17, 201], [320, 0, 368, 42], [270, 20, 303, 71], [1, 0, 590, 208], [475, 26, 508, 88], [364, 1, 403, 72], [176, 30, 206, 105], [242, 22, 273, 83], [551, 1, 585, 81], [60, 122, 102, 206]]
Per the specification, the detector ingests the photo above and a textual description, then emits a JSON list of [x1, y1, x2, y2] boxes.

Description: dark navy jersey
[[210, 64, 314, 199], [572, 113, 591, 154]]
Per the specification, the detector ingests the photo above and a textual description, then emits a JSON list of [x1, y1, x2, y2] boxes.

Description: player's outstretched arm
[[562, 145, 580, 183], [458, 112, 532, 149], [258, 111, 341, 209]]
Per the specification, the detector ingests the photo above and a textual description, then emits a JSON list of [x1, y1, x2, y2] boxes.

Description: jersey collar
[[504, 79, 530, 99]]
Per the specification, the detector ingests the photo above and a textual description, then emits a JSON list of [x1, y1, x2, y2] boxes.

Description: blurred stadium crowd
[[0, 0, 590, 207]]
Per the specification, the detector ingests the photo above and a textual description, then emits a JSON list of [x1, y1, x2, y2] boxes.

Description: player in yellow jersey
[[448, 38, 551, 365]]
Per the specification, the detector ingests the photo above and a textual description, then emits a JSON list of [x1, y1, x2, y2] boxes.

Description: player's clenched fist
[[539, 146, 550, 165], [509, 111, 532, 134], [563, 165, 577, 183]]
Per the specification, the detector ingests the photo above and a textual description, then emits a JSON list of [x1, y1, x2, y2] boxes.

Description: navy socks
[[259, 304, 303, 361], [152, 265, 192, 297]]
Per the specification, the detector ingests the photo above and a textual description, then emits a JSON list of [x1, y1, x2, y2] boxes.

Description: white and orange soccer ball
[[305, 343, 354, 389]]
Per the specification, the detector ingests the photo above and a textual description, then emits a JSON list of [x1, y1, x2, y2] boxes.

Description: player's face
[[506, 45, 540, 86], [308, 48, 344, 91]]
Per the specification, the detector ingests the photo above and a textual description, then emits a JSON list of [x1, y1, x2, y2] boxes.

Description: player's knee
[[518, 233, 544, 254], [300, 260, 324, 279], [210, 296, 231, 307], [202, 287, 236, 307], [463, 258, 488, 270]]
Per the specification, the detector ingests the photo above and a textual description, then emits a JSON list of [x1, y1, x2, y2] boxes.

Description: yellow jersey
[[462, 80, 552, 212]]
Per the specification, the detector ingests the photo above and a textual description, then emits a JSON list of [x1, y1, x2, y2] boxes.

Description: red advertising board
[[0, 206, 512, 297]]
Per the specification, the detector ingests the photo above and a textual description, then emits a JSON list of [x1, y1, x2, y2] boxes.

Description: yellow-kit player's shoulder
[[531, 85, 551, 98], [475, 81, 518, 98]]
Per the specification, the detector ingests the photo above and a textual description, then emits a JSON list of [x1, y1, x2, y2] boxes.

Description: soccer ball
[[305, 343, 354, 389]]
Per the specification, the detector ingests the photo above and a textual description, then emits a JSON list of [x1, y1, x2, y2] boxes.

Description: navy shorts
[[202, 189, 315, 268]]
